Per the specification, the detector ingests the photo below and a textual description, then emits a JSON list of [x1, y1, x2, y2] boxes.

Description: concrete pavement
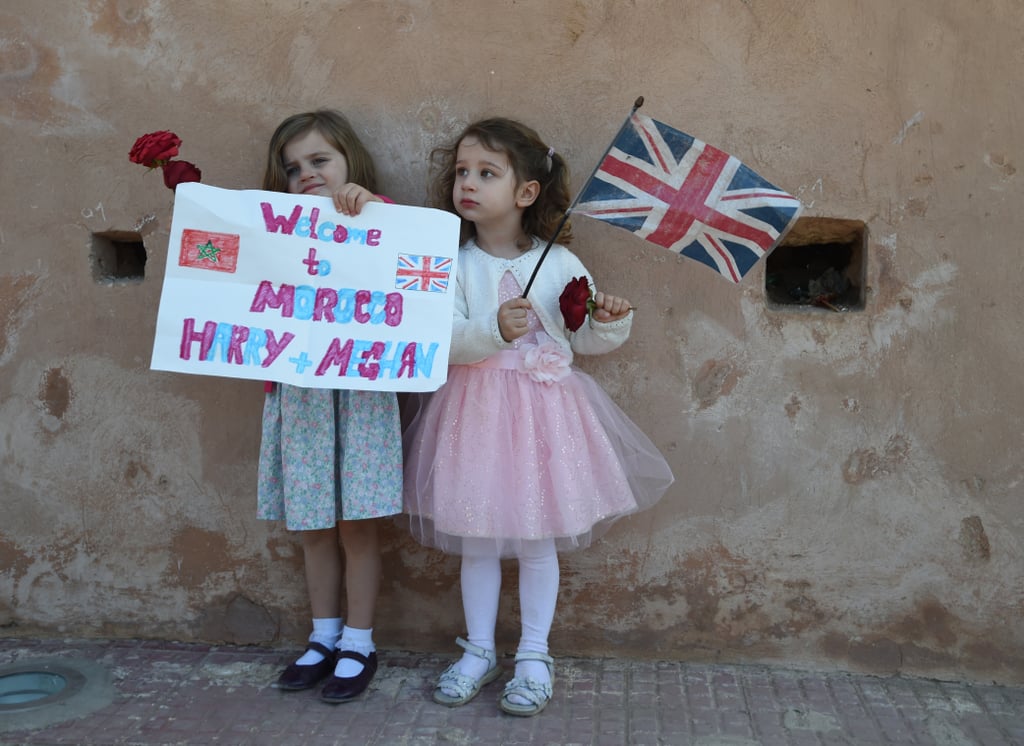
[[0, 637, 1021, 745]]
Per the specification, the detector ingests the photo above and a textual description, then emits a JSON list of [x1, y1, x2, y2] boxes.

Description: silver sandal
[[499, 650, 554, 717], [433, 637, 501, 706]]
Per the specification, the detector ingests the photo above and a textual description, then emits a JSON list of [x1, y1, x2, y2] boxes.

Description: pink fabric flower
[[520, 332, 571, 384]]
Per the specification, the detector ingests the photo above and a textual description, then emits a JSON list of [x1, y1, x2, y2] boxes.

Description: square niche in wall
[[91, 230, 147, 282], [765, 217, 866, 312]]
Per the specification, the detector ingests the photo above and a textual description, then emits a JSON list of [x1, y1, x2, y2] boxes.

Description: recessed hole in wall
[[765, 217, 866, 312], [91, 230, 146, 282]]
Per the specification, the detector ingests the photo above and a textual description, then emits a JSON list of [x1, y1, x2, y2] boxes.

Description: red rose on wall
[[129, 130, 202, 192], [162, 160, 202, 190], [559, 276, 595, 332], [128, 130, 182, 168]]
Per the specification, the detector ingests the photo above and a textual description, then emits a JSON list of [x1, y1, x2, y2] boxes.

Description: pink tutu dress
[[404, 244, 673, 557]]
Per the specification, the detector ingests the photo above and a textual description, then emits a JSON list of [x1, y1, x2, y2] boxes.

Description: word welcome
[[249, 281, 403, 325], [179, 318, 437, 381], [261, 203, 382, 245]]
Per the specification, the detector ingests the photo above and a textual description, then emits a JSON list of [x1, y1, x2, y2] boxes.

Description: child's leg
[[443, 539, 501, 685], [298, 527, 343, 664], [276, 527, 342, 688], [511, 538, 559, 697], [334, 518, 381, 676]]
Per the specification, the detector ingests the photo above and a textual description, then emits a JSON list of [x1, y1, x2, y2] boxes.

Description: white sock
[[514, 658, 552, 685], [450, 651, 491, 682], [335, 625, 374, 677], [296, 617, 342, 665]]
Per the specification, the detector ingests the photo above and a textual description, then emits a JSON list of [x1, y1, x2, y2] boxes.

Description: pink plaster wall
[[1, 1, 1022, 685]]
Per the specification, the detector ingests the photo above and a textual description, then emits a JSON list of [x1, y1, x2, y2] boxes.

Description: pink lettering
[[354, 290, 372, 324], [357, 341, 386, 381], [316, 338, 354, 376], [227, 325, 249, 364], [180, 318, 216, 360], [263, 330, 294, 367], [309, 207, 319, 240], [314, 288, 338, 322], [260, 202, 302, 234], [250, 280, 295, 316], [384, 292, 403, 327], [397, 342, 418, 378]]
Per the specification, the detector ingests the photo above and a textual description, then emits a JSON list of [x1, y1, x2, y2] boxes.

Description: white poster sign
[[150, 183, 460, 392]]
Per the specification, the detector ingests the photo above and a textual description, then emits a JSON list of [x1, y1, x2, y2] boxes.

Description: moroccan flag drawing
[[575, 112, 802, 283], [179, 228, 240, 273]]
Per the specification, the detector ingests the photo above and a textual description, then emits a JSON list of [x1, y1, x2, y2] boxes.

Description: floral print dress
[[257, 384, 403, 530]]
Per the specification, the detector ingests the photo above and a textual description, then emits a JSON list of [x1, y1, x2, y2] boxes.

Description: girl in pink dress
[[404, 117, 673, 716]]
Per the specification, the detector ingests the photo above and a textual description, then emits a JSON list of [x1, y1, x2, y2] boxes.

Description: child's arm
[[558, 250, 633, 355]]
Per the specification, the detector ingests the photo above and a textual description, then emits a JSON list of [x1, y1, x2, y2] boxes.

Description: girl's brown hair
[[429, 117, 573, 246], [262, 109, 378, 194]]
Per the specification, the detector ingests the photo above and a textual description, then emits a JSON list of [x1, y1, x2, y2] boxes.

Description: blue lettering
[[293, 285, 316, 320], [244, 328, 267, 365], [415, 342, 438, 377]]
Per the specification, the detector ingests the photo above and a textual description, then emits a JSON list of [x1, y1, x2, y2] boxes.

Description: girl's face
[[452, 136, 527, 225], [282, 129, 350, 196]]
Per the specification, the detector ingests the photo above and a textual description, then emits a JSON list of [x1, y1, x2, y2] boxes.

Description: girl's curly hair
[[429, 117, 572, 247]]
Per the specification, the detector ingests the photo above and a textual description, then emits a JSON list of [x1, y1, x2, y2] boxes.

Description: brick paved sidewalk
[[0, 638, 1021, 745]]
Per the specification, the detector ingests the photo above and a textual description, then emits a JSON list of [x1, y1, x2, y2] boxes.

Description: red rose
[[559, 276, 594, 332], [128, 130, 182, 168], [161, 160, 202, 190]]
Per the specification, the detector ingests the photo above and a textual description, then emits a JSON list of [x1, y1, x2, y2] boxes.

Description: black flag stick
[[520, 96, 645, 299]]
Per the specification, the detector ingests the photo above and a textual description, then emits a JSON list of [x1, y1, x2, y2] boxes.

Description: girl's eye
[[285, 166, 298, 177], [455, 167, 468, 177], [481, 170, 494, 178], [312, 157, 328, 166]]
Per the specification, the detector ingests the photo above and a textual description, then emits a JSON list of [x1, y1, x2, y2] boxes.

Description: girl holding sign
[[257, 110, 401, 703], [403, 118, 674, 716]]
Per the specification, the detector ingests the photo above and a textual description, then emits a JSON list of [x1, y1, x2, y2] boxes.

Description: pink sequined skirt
[[403, 351, 674, 557]]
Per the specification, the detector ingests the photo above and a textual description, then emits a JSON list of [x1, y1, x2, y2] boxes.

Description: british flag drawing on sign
[[395, 253, 453, 293], [575, 113, 802, 283]]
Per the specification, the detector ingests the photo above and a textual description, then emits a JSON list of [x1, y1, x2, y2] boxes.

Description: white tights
[[450, 538, 559, 690]]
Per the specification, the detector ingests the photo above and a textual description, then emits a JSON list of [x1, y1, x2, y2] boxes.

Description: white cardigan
[[450, 240, 633, 365]]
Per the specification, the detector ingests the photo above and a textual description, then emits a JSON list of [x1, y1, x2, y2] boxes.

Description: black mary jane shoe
[[319, 650, 378, 703], [275, 642, 337, 691]]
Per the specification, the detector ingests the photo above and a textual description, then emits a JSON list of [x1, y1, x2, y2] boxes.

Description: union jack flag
[[395, 253, 453, 293], [575, 113, 802, 283]]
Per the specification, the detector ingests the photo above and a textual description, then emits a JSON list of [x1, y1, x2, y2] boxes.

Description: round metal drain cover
[[0, 670, 70, 707], [0, 657, 114, 733]]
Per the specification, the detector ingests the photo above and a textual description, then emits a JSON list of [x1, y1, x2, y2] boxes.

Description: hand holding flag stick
[[521, 97, 645, 299], [523, 97, 802, 295]]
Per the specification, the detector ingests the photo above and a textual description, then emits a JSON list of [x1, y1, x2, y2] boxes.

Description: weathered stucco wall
[[2, 1, 1022, 685]]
